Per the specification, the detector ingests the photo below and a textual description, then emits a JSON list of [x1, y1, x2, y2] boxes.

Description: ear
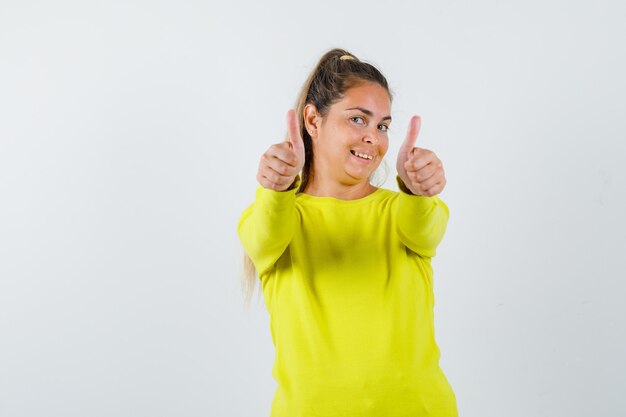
[[303, 104, 320, 139]]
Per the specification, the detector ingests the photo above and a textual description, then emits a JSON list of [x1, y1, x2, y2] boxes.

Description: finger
[[423, 180, 445, 197], [407, 178, 432, 196], [399, 115, 421, 152], [407, 161, 439, 182], [404, 152, 434, 172], [418, 172, 444, 191], [259, 165, 294, 188], [256, 173, 277, 190], [258, 176, 288, 192], [265, 155, 297, 177], [257, 171, 280, 190], [286, 109, 305, 155], [266, 144, 298, 167]]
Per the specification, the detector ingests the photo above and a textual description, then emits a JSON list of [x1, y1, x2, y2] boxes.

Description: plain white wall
[[1, 0, 625, 416]]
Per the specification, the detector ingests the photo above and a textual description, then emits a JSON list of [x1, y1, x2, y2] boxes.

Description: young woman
[[238, 48, 457, 417]]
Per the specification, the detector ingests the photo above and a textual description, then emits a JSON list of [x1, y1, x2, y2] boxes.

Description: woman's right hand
[[256, 109, 306, 191]]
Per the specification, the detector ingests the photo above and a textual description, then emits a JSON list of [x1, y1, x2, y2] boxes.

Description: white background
[[1, 1, 625, 416]]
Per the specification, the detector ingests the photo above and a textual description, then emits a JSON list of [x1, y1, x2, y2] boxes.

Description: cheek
[[379, 139, 390, 156]]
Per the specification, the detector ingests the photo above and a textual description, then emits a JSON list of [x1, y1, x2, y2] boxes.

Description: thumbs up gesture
[[396, 115, 447, 197], [256, 109, 306, 191]]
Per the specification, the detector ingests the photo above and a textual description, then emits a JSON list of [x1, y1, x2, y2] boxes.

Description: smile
[[350, 150, 374, 160]]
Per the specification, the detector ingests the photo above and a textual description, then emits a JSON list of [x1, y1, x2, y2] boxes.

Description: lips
[[350, 150, 374, 160]]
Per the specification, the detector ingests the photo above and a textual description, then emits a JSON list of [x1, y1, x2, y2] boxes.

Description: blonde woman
[[238, 48, 457, 417]]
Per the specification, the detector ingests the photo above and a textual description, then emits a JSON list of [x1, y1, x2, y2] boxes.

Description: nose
[[363, 127, 380, 144]]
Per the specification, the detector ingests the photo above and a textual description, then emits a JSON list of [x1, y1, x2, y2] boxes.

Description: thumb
[[286, 109, 305, 156], [400, 115, 421, 152], [287, 109, 304, 163]]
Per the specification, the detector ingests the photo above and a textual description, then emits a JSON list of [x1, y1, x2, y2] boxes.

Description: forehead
[[335, 82, 391, 114]]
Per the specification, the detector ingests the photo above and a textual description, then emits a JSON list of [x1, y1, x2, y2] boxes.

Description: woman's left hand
[[396, 115, 447, 197]]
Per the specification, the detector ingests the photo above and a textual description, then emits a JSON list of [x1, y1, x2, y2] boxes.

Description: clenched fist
[[256, 109, 306, 191], [396, 115, 447, 197]]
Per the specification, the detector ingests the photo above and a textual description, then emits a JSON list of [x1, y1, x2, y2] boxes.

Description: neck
[[303, 174, 377, 200]]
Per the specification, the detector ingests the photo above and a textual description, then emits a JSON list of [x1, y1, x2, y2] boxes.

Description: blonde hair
[[241, 48, 392, 308]]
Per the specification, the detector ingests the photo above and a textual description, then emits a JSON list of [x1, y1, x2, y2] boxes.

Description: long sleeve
[[395, 176, 450, 258], [237, 180, 300, 276]]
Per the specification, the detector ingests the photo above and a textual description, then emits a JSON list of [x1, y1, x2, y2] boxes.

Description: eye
[[350, 116, 365, 125], [378, 124, 390, 132]]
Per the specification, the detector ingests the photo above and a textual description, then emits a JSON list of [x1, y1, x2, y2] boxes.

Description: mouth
[[350, 150, 374, 160]]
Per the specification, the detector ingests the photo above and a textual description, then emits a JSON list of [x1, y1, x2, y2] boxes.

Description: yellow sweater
[[238, 178, 458, 417]]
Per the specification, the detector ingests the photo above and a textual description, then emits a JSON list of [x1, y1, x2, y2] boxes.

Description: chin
[[345, 170, 377, 184]]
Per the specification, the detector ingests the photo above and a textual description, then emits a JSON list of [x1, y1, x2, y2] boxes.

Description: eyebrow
[[345, 107, 392, 122]]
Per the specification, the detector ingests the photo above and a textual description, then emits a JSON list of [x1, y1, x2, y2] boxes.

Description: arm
[[237, 178, 300, 276], [395, 176, 450, 258], [239, 109, 305, 275], [394, 116, 449, 257]]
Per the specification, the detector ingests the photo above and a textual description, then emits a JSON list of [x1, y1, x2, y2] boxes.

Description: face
[[308, 82, 392, 186]]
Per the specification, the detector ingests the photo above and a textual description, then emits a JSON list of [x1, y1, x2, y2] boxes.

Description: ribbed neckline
[[296, 187, 388, 205]]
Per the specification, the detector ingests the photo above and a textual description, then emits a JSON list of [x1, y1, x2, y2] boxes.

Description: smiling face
[[305, 81, 392, 190]]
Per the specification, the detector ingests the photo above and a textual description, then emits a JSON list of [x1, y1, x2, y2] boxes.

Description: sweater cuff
[[255, 175, 301, 211], [396, 175, 437, 212]]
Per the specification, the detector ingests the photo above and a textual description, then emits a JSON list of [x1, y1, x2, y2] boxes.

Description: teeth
[[353, 151, 373, 160]]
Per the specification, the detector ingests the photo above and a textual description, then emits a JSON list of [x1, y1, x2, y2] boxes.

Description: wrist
[[283, 175, 301, 192], [396, 175, 417, 195]]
